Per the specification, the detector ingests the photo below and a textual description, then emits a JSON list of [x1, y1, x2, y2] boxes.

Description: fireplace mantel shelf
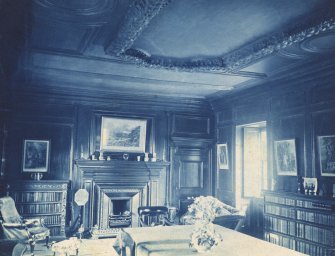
[[75, 159, 170, 169]]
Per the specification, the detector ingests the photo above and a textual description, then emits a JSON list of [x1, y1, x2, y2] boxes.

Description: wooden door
[[171, 144, 211, 215]]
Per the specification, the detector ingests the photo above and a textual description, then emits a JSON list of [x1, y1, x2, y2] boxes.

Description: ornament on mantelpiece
[[297, 176, 304, 194], [99, 151, 104, 161], [151, 153, 157, 162]]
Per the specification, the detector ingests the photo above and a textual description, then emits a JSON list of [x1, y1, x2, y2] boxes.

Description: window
[[236, 122, 267, 208]]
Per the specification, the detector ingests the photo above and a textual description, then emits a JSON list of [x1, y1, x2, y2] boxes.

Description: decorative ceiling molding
[[300, 31, 335, 53], [123, 17, 335, 73], [105, 0, 172, 56], [33, 0, 116, 16], [105, 0, 335, 73]]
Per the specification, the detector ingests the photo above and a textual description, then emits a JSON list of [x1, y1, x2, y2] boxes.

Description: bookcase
[[6, 180, 68, 237], [264, 191, 335, 256]]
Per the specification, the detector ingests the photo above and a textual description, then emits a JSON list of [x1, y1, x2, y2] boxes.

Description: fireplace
[[109, 198, 131, 228], [75, 160, 169, 237]]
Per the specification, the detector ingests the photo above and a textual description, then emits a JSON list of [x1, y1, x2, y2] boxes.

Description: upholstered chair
[[0, 196, 50, 255], [138, 206, 174, 227]]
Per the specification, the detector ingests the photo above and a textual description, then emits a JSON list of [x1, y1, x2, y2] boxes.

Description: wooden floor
[[23, 239, 119, 256]]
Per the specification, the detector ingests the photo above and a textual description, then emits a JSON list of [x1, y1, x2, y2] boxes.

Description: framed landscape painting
[[318, 135, 335, 176], [274, 139, 297, 176], [22, 139, 50, 173], [100, 117, 147, 153]]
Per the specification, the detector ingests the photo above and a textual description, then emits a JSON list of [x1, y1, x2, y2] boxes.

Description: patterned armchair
[[0, 196, 50, 255], [180, 196, 245, 231]]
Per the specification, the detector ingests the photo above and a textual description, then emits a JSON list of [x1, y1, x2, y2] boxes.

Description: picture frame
[[22, 139, 50, 173], [274, 139, 297, 176], [100, 117, 147, 153], [303, 177, 318, 194], [217, 143, 229, 170], [317, 135, 335, 176]]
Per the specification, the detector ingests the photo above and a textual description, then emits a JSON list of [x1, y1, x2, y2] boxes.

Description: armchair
[[138, 206, 174, 227], [0, 196, 50, 255], [180, 196, 245, 231]]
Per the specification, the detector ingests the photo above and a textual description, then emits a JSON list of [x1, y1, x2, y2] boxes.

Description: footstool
[[51, 237, 80, 256]]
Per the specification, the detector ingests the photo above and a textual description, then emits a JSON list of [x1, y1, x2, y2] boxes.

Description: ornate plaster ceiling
[[2, 0, 335, 99]]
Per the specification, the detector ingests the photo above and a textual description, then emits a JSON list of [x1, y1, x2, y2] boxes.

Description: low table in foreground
[[116, 225, 307, 256]]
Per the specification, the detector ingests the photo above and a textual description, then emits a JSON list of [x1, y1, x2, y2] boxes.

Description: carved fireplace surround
[[75, 160, 169, 237]]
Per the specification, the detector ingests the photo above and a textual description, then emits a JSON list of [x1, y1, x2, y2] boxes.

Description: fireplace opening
[[109, 198, 132, 228], [112, 199, 130, 215]]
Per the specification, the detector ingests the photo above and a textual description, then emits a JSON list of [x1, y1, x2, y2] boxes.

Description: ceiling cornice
[[209, 56, 335, 110], [105, 0, 172, 56], [105, 0, 335, 73], [10, 85, 212, 114]]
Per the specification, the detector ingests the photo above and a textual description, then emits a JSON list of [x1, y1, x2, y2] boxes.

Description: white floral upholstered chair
[[0, 196, 50, 255], [180, 196, 245, 231]]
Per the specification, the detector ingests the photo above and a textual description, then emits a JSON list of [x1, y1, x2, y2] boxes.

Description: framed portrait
[[100, 117, 147, 153], [317, 135, 335, 176], [274, 139, 297, 176], [23, 139, 50, 173], [217, 143, 229, 170]]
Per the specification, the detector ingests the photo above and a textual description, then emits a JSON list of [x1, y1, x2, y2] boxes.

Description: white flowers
[[188, 196, 227, 251], [188, 196, 234, 222], [189, 222, 223, 252]]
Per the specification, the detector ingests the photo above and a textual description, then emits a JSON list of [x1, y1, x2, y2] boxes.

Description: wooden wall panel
[[271, 114, 305, 192], [6, 120, 73, 180], [213, 79, 335, 201], [172, 114, 212, 138], [216, 124, 234, 205], [311, 109, 335, 194]]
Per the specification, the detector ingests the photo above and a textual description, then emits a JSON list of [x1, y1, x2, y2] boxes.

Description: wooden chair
[[138, 206, 174, 227], [0, 196, 50, 256]]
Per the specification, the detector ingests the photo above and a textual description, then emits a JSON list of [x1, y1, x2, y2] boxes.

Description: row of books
[[18, 203, 63, 214], [266, 203, 335, 226], [264, 232, 295, 250], [265, 232, 335, 256], [296, 199, 335, 211], [265, 216, 296, 236], [265, 204, 295, 218], [13, 191, 64, 203], [296, 223, 335, 246], [297, 241, 335, 256], [49, 227, 62, 237], [297, 209, 335, 226], [43, 214, 62, 226], [264, 195, 295, 206]]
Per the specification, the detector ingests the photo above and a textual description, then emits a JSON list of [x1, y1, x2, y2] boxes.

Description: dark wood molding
[[10, 86, 213, 114]]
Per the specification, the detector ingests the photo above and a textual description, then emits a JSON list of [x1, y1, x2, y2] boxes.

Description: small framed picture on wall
[[317, 135, 335, 176], [217, 143, 229, 170], [22, 139, 50, 173], [274, 139, 297, 176]]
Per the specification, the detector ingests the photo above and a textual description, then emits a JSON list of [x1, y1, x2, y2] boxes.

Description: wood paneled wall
[[212, 72, 335, 205], [2, 89, 214, 225]]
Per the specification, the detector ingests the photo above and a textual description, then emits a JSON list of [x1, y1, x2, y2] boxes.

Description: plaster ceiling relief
[[278, 44, 308, 60], [300, 31, 335, 53], [105, 0, 335, 74], [7, 0, 335, 99], [31, 0, 125, 26], [33, 0, 116, 15]]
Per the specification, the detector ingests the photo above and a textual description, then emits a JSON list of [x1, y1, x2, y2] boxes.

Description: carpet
[[23, 238, 119, 256]]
